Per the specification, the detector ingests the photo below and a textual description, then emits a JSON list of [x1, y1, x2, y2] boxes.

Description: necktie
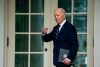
[[55, 25, 60, 39]]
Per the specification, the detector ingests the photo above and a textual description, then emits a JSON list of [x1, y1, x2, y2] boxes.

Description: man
[[41, 8, 79, 67]]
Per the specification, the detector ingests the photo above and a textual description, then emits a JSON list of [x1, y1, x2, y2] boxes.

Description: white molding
[[87, 0, 94, 67]]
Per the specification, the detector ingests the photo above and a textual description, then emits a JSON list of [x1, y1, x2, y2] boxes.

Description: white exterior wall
[[94, 0, 100, 67], [0, 0, 4, 67]]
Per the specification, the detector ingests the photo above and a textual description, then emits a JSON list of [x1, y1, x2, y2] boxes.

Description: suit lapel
[[57, 22, 66, 38]]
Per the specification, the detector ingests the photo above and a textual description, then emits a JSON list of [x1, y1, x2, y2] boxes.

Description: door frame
[[87, 0, 94, 67], [5, 0, 94, 67], [7, 0, 15, 67]]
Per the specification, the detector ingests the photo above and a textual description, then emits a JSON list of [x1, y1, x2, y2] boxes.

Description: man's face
[[54, 10, 65, 24]]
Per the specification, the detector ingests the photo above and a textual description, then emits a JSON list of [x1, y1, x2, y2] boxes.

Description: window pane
[[16, 15, 29, 32], [30, 54, 43, 67], [15, 34, 28, 52], [58, 0, 71, 13], [73, 15, 87, 32], [66, 15, 71, 23], [73, 54, 87, 67], [31, 0, 44, 13], [31, 15, 44, 32], [30, 34, 43, 52], [15, 54, 28, 67], [78, 34, 87, 52], [16, 0, 29, 13], [74, 0, 87, 12]]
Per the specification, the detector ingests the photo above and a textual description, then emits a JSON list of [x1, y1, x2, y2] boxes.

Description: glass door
[[7, 0, 48, 67], [58, 0, 93, 67], [7, 0, 93, 67], [15, 0, 44, 67]]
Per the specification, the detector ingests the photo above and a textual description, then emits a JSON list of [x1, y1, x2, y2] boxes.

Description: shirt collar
[[59, 19, 66, 27]]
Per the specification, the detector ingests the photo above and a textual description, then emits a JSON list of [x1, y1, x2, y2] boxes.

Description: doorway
[[6, 0, 94, 67]]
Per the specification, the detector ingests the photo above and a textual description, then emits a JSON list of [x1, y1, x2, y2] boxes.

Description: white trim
[[94, 0, 100, 67], [0, 0, 4, 67], [87, 0, 94, 67], [7, 0, 15, 67]]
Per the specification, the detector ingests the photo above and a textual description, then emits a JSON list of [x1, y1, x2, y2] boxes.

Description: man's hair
[[54, 8, 66, 18]]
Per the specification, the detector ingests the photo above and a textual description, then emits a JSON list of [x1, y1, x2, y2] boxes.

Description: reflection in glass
[[66, 15, 71, 23], [78, 34, 87, 52], [73, 15, 87, 32], [31, 0, 44, 13], [16, 0, 29, 13], [16, 15, 29, 32], [15, 54, 28, 67], [73, 54, 87, 67], [58, 0, 71, 13], [74, 0, 87, 12], [30, 34, 43, 52], [31, 15, 44, 32], [30, 54, 43, 67], [15, 34, 28, 52]]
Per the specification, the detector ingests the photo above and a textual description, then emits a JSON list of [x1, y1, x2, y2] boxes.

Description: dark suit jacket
[[42, 21, 79, 66]]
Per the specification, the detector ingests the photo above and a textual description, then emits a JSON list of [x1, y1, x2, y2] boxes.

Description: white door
[[7, 0, 52, 67], [7, 0, 94, 67]]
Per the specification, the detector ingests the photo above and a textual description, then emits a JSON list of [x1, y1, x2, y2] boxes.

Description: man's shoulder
[[65, 21, 73, 27], [65, 21, 76, 30]]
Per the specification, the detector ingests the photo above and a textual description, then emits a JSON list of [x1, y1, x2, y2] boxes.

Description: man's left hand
[[63, 58, 71, 65]]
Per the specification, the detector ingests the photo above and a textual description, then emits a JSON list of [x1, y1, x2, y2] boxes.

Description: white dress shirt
[[59, 19, 66, 31]]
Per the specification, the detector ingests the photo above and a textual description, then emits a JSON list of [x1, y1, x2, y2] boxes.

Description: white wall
[[0, 0, 4, 67], [94, 0, 100, 67]]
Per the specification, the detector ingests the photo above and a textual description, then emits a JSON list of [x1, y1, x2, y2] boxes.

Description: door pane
[[30, 34, 43, 52], [31, 15, 44, 32], [15, 15, 29, 32], [73, 15, 87, 32], [78, 34, 87, 52], [58, 0, 71, 13], [15, 34, 28, 52], [66, 15, 71, 22], [31, 0, 44, 13], [30, 54, 44, 67], [15, 54, 28, 67], [73, 54, 87, 67], [74, 0, 87, 12], [16, 0, 29, 13]]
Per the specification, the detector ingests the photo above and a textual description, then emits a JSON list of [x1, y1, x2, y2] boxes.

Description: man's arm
[[67, 26, 79, 62]]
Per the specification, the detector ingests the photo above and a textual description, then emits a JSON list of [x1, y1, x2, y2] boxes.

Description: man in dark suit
[[41, 8, 79, 67]]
